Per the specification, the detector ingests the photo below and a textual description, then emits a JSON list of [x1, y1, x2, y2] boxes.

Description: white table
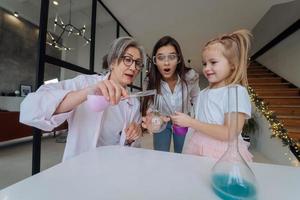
[[0, 146, 299, 200]]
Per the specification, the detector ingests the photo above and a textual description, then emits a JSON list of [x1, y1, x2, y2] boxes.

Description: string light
[[247, 86, 300, 163]]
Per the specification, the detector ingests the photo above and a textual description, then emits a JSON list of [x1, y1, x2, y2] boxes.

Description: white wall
[[75, 38, 91, 70], [249, 0, 299, 54], [60, 68, 82, 81], [251, 0, 300, 88], [94, 20, 116, 73], [251, 109, 297, 166], [59, 20, 116, 74], [257, 31, 300, 88], [59, 30, 90, 80], [0, 1, 40, 25], [0, 96, 24, 111]]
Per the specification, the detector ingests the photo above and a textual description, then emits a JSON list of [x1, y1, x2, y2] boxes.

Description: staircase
[[248, 62, 300, 142]]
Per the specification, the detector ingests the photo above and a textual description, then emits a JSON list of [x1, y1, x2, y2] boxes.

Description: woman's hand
[[125, 122, 142, 143], [170, 112, 192, 127], [90, 80, 128, 105]]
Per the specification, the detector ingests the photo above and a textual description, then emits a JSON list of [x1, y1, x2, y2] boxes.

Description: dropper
[[121, 89, 157, 100]]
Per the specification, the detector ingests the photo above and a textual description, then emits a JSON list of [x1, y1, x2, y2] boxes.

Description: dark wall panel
[[0, 7, 60, 95]]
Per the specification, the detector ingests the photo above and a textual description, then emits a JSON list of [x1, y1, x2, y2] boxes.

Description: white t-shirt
[[195, 84, 251, 125]]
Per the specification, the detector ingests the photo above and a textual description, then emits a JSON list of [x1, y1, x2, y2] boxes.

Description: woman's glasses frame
[[152, 53, 180, 65], [121, 55, 144, 70]]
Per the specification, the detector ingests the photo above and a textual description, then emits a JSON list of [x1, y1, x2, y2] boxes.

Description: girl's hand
[[89, 80, 128, 105], [170, 111, 192, 127], [125, 122, 142, 141]]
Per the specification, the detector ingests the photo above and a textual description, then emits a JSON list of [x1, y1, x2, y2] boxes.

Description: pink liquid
[[172, 124, 188, 136], [87, 95, 110, 112]]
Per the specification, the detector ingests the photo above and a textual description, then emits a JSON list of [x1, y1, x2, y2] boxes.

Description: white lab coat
[[20, 74, 141, 161]]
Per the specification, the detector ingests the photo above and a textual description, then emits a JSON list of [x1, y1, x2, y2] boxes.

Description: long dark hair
[[141, 36, 187, 115]]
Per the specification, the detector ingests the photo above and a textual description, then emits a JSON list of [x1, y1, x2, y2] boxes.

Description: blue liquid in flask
[[212, 174, 257, 200]]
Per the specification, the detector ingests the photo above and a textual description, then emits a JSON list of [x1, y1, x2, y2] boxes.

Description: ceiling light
[[53, 1, 59, 6], [47, 0, 90, 51], [13, 12, 19, 17]]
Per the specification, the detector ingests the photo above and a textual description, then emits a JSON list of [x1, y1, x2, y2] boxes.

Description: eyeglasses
[[121, 56, 144, 70], [153, 54, 180, 64]]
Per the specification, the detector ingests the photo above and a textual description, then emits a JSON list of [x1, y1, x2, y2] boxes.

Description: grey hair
[[107, 37, 147, 69]]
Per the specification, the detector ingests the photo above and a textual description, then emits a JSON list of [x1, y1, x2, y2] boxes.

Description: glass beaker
[[211, 85, 257, 200], [171, 95, 189, 136], [147, 94, 168, 133], [157, 93, 189, 136], [148, 110, 167, 133]]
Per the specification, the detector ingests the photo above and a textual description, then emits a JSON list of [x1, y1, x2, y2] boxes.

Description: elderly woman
[[20, 37, 146, 161]]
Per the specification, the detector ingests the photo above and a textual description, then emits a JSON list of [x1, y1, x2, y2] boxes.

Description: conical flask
[[211, 85, 257, 200]]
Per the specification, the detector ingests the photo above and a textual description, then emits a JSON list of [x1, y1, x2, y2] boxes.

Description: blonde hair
[[203, 29, 252, 86]]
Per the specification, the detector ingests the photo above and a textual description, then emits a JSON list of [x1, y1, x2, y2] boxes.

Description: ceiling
[[101, 0, 294, 70], [0, 0, 294, 71], [0, 0, 112, 27]]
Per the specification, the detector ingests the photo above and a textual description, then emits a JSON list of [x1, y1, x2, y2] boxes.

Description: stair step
[[262, 96, 300, 105], [269, 105, 300, 115], [286, 126, 300, 141], [248, 77, 283, 83], [249, 83, 293, 89], [278, 115, 300, 119], [288, 132, 300, 142], [269, 105, 300, 108], [248, 67, 269, 70], [249, 62, 262, 66], [248, 69, 270, 73], [286, 126, 300, 132], [255, 89, 300, 96], [248, 66, 267, 70], [288, 133, 300, 142], [248, 73, 277, 78], [278, 115, 300, 126]]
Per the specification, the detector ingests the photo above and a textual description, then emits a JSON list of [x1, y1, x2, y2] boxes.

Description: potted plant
[[242, 115, 258, 143]]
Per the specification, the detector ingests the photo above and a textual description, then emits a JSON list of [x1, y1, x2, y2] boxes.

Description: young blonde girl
[[170, 29, 253, 161]]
